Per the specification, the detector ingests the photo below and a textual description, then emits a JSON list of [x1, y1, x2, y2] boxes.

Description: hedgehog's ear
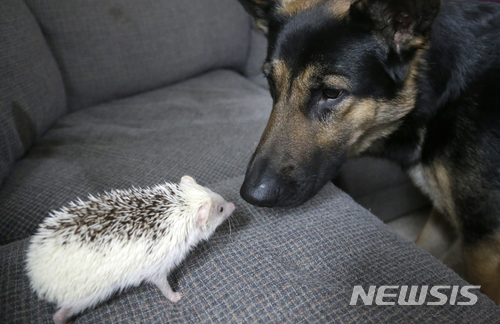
[[237, 0, 277, 34], [196, 202, 211, 227], [180, 176, 196, 186]]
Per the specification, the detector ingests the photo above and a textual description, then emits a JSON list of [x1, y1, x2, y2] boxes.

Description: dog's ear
[[350, 0, 440, 53], [237, 0, 276, 34], [350, 0, 440, 82]]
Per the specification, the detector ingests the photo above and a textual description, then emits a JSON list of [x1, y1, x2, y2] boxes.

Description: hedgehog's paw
[[168, 292, 182, 303], [153, 278, 182, 303]]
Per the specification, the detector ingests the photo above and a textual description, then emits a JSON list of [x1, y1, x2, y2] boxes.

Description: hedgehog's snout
[[226, 202, 235, 218]]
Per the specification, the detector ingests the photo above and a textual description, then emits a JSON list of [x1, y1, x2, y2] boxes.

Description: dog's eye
[[322, 89, 343, 100], [312, 88, 348, 121]]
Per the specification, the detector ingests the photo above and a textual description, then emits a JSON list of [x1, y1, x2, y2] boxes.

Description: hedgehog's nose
[[227, 203, 235, 215]]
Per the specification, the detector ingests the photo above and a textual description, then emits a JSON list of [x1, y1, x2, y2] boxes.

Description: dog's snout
[[240, 160, 282, 207], [240, 178, 280, 207]]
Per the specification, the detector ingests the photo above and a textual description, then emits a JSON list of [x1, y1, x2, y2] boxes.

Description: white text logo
[[350, 285, 480, 306]]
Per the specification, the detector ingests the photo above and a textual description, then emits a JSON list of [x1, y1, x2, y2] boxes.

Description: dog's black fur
[[382, 0, 500, 245], [237, 0, 500, 303]]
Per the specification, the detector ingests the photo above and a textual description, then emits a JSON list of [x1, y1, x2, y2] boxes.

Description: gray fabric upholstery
[[0, 70, 272, 245], [243, 26, 268, 88], [2, 177, 499, 324], [24, 0, 251, 111], [0, 0, 66, 187], [335, 157, 431, 222]]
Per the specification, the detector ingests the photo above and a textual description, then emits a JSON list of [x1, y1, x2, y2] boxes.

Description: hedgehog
[[26, 175, 235, 324]]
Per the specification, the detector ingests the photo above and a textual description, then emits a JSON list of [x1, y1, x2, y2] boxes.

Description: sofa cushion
[[0, 0, 66, 187], [2, 176, 499, 323], [0, 70, 272, 245], [25, 0, 251, 111]]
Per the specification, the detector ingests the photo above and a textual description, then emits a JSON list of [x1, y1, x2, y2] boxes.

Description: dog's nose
[[240, 157, 284, 207], [240, 176, 281, 207]]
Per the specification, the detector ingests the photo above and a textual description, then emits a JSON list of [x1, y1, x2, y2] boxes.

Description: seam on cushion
[[22, 0, 69, 115]]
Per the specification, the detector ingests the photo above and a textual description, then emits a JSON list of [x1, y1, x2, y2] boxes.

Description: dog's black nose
[[240, 157, 284, 207], [240, 176, 281, 207]]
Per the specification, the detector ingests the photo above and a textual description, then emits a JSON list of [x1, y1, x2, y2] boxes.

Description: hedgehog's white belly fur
[[26, 234, 191, 307]]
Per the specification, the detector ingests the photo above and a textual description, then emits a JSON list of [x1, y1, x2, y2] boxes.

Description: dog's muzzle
[[240, 148, 347, 208], [240, 156, 327, 208]]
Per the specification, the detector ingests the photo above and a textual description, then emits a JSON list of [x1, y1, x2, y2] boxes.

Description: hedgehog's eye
[[219, 206, 224, 213]]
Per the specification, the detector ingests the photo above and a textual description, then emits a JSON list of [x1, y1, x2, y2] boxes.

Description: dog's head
[[239, 0, 440, 207]]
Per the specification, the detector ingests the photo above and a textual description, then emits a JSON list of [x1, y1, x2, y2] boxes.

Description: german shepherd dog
[[237, 0, 500, 304]]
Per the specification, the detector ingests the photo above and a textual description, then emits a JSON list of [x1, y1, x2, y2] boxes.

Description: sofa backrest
[[24, 0, 252, 111], [0, 0, 67, 187]]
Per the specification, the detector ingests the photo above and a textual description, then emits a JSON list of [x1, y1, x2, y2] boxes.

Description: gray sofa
[[1, 0, 499, 323]]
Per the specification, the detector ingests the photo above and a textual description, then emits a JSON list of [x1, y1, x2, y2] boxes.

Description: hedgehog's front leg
[[150, 275, 182, 303], [53, 307, 72, 324]]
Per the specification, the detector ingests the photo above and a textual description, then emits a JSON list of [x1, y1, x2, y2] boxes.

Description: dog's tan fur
[[253, 0, 353, 31], [277, 0, 354, 20], [463, 237, 500, 304], [256, 60, 322, 171], [277, 0, 326, 17], [327, 0, 355, 20], [409, 161, 458, 228]]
